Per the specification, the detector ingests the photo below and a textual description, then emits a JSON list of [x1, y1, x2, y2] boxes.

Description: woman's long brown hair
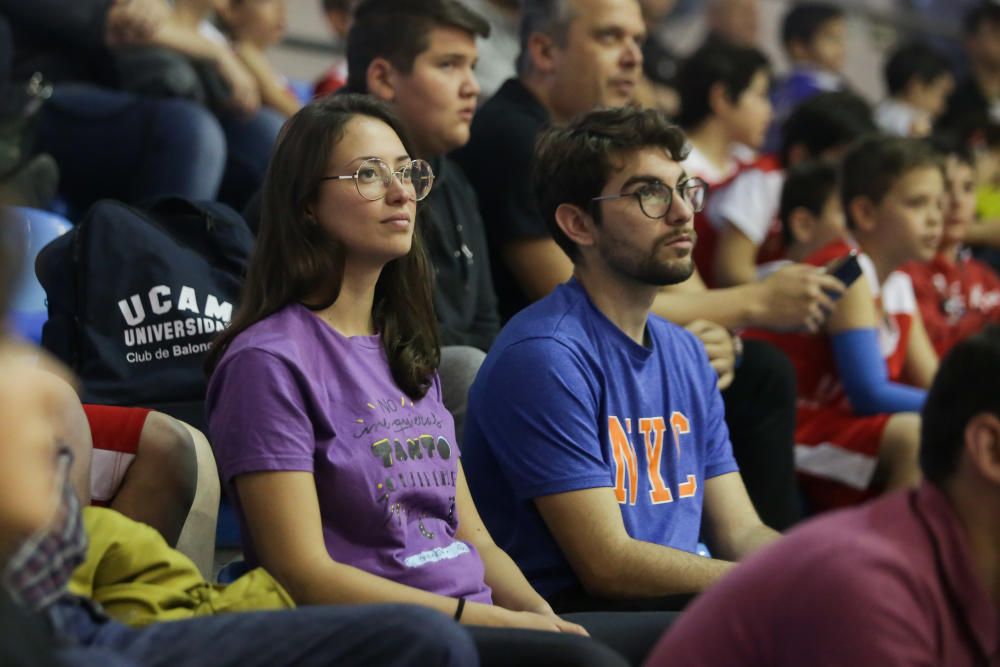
[[206, 94, 440, 399]]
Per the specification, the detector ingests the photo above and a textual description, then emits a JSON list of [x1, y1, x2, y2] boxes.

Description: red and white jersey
[[903, 249, 1000, 356], [695, 153, 786, 286], [750, 240, 917, 413], [683, 145, 743, 186], [685, 145, 743, 284]]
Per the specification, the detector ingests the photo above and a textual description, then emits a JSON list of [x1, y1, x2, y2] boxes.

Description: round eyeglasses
[[591, 177, 708, 219], [322, 158, 435, 202]]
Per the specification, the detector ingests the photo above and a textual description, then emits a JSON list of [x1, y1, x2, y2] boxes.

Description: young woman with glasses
[[206, 94, 669, 666]]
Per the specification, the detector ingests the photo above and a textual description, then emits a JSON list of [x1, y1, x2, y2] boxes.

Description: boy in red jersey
[[751, 137, 944, 511], [904, 140, 1000, 356], [706, 91, 874, 287]]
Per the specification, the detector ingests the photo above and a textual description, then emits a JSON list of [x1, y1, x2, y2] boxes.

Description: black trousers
[[0, 590, 58, 667], [467, 611, 676, 667], [721, 339, 802, 530], [549, 584, 696, 611]]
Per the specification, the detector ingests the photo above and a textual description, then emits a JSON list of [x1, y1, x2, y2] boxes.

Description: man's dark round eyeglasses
[[591, 177, 708, 218]]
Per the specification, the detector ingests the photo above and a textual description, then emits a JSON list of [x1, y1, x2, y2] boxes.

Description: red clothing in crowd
[[695, 153, 786, 287], [313, 60, 347, 98], [749, 239, 915, 510], [903, 249, 1000, 356]]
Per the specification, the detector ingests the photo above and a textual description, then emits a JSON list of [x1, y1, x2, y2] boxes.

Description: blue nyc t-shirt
[[463, 279, 738, 597]]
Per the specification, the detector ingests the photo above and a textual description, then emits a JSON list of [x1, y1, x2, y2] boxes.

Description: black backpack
[[37, 197, 253, 414]]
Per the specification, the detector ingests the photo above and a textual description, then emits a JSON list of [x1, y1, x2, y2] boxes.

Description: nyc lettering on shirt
[[609, 412, 698, 506]]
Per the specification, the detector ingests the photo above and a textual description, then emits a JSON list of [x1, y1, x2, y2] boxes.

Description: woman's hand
[[463, 602, 589, 635], [534, 611, 589, 636]]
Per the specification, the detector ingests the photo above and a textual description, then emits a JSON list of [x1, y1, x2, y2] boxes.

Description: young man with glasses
[[344, 0, 501, 440], [462, 107, 780, 613], [454, 0, 841, 532]]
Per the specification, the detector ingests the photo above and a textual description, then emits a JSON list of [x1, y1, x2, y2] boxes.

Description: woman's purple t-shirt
[[207, 303, 492, 603]]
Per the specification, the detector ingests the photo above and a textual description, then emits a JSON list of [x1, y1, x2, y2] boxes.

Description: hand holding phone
[[825, 250, 863, 299]]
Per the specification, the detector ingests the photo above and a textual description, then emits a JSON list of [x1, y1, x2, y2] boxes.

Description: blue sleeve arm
[[831, 329, 926, 416]]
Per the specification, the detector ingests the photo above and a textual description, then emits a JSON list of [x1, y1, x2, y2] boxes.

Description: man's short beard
[[599, 232, 697, 287], [631, 256, 696, 286]]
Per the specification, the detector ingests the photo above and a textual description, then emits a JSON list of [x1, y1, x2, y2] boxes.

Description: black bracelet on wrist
[[454, 597, 466, 621]]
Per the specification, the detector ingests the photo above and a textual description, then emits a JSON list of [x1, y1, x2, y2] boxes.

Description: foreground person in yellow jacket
[[70, 506, 292, 626]]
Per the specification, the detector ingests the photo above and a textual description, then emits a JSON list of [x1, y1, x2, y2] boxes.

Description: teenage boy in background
[[344, 0, 501, 438]]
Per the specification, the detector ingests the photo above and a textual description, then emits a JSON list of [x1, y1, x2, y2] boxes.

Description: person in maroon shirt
[[905, 141, 1000, 356], [646, 326, 1000, 666]]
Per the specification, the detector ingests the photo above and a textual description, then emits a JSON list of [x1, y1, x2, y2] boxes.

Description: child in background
[[875, 42, 954, 138], [774, 160, 847, 266], [216, 0, 302, 117], [767, 2, 847, 152], [675, 39, 772, 185], [751, 160, 847, 279], [314, 0, 355, 97], [922, 124, 1000, 277], [749, 137, 943, 512], [706, 91, 874, 287], [674, 38, 772, 286], [903, 140, 1000, 355]]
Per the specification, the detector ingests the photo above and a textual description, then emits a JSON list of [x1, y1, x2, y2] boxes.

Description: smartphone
[[827, 250, 863, 297]]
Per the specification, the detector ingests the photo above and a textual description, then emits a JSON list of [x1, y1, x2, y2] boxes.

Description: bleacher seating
[[7, 206, 70, 343]]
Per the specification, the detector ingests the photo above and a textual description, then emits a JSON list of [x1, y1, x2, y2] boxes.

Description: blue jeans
[[216, 106, 284, 211], [37, 85, 284, 216], [37, 85, 226, 216], [48, 597, 477, 667]]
